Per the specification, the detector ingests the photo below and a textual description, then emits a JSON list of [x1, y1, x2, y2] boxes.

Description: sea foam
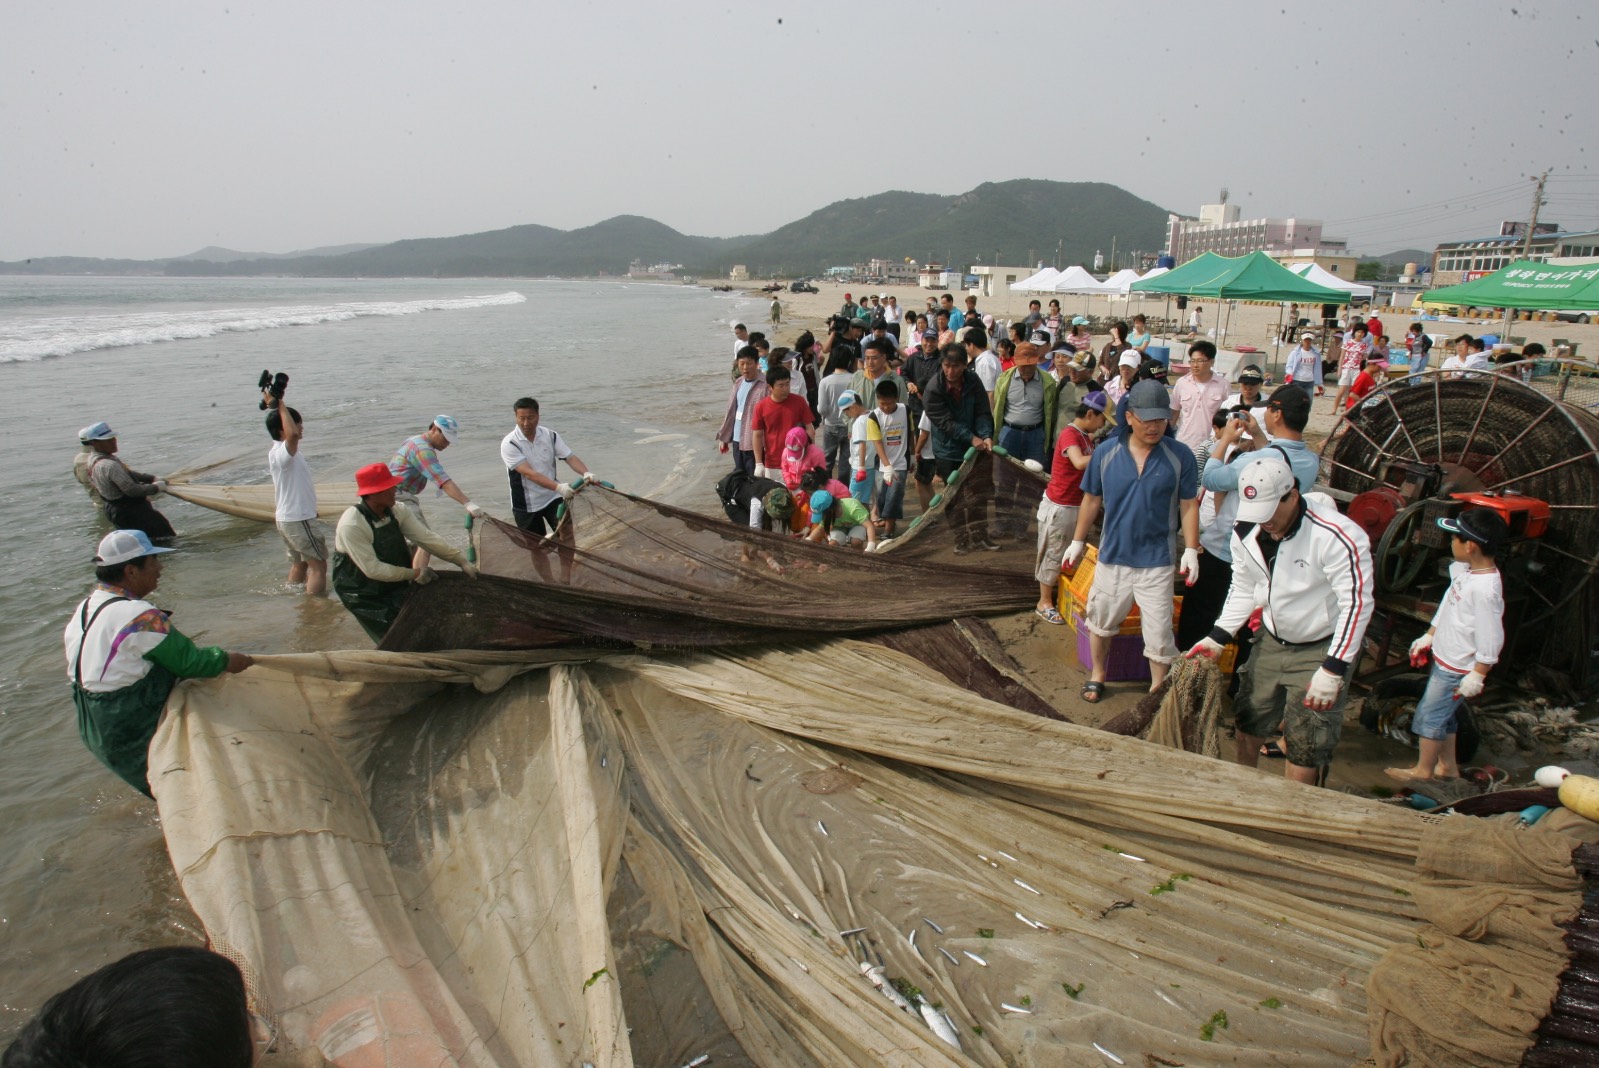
[[0, 291, 527, 363]]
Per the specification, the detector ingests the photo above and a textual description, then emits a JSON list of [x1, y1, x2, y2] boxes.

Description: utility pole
[[1055, 238, 1062, 270], [1519, 169, 1550, 261]]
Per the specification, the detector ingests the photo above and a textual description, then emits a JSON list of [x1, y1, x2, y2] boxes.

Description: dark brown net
[[382, 450, 1050, 653]]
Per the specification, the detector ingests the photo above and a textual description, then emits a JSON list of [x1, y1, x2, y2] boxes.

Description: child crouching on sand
[[1387, 508, 1508, 783], [806, 489, 876, 550]]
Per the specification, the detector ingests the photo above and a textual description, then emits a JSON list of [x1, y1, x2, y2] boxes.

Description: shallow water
[[0, 275, 762, 1033]]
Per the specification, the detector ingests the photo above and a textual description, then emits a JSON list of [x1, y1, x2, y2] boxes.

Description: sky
[[4, 0, 1598, 262]]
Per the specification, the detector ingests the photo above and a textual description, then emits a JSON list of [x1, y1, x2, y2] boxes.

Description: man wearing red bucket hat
[[332, 462, 479, 642]]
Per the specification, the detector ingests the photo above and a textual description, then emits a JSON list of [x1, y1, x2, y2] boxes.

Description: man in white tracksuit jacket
[[1188, 455, 1374, 786]]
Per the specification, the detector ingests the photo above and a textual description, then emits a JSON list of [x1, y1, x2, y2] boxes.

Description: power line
[[1323, 181, 1531, 227]]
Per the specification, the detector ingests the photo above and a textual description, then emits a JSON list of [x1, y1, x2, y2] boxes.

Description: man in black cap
[[1226, 364, 1268, 425]]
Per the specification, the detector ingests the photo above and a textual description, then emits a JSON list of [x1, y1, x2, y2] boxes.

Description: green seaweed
[[1062, 982, 1085, 1000], [583, 967, 608, 991], [1258, 997, 1282, 1010], [1199, 1009, 1229, 1041], [888, 976, 922, 1001], [977, 928, 995, 939]]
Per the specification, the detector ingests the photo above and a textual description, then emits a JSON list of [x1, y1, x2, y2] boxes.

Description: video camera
[[257, 370, 289, 410], [827, 315, 852, 335]]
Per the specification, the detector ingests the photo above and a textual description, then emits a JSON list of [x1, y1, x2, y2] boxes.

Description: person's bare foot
[[1385, 766, 1432, 782]]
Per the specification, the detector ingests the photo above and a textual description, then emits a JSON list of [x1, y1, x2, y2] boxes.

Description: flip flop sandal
[[1081, 680, 1107, 703], [1035, 607, 1066, 625], [1259, 741, 1287, 759]]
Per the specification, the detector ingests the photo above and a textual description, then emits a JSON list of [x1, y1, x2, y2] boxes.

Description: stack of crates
[[1055, 544, 1242, 681]]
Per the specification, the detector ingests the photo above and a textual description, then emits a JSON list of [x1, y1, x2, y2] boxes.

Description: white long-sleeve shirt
[[334, 503, 466, 582], [1430, 562, 1505, 672]]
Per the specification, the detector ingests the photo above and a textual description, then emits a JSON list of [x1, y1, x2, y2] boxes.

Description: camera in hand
[[257, 370, 289, 410]]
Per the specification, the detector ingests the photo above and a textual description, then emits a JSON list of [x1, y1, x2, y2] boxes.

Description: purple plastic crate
[[1071, 612, 1153, 682]]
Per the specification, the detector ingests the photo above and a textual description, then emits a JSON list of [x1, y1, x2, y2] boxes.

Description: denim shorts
[[1411, 664, 1467, 741]]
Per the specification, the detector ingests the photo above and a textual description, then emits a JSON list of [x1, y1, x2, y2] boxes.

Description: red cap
[[355, 462, 403, 496]]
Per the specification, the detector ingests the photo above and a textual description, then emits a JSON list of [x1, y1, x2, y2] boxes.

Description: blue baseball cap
[[1082, 390, 1109, 413], [95, 529, 174, 566], [837, 390, 863, 410], [432, 415, 460, 443], [809, 489, 835, 514]]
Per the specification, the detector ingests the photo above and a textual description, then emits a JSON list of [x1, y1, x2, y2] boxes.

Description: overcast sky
[[4, 0, 1597, 262]]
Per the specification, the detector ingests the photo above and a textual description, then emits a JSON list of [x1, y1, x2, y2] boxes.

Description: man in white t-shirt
[[968, 331, 1001, 400], [501, 397, 595, 580], [263, 386, 328, 595]]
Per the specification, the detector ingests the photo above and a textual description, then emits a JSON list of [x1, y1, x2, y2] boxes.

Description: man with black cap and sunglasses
[[63, 530, 253, 796], [1187, 454, 1374, 787]]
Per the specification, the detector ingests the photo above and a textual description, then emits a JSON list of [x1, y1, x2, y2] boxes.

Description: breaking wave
[[0, 291, 527, 363]]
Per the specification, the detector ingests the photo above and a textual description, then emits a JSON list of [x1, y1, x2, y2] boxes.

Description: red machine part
[[1347, 485, 1407, 545], [1450, 492, 1551, 539]]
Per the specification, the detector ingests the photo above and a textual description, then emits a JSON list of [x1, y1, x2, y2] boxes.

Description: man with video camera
[[260, 371, 328, 596]]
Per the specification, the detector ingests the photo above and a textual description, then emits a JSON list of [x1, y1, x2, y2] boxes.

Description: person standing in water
[[386, 415, 487, 571], [78, 421, 175, 540], [263, 383, 328, 596]]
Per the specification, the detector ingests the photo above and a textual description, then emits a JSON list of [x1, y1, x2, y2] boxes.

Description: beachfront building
[[1167, 201, 1352, 265], [972, 264, 1037, 300], [917, 263, 949, 290], [1429, 222, 1599, 285], [862, 258, 918, 285], [628, 259, 682, 280], [1269, 250, 1361, 278], [728, 265, 749, 282]]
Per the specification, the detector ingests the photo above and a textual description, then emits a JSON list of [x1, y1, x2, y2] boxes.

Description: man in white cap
[[63, 530, 253, 796], [77, 422, 175, 540], [387, 415, 486, 570], [1187, 455, 1374, 786], [1065, 379, 1200, 701]]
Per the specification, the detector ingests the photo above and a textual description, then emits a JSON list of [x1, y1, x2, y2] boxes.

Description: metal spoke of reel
[[1374, 502, 1431, 594]]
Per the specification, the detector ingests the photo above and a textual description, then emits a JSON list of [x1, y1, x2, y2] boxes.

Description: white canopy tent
[[1012, 267, 1061, 293], [1098, 268, 1144, 296], [1050, 265, 1111, 294], [1288, 262, 1374, 300]]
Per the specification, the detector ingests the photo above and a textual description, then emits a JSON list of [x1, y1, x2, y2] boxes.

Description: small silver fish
[[817, 821, 829, 836], [916, 997, 962, 1049], [998, 851, 1018, 863], [1118, 852, 1145, 862], [789, 956, 809, 973], [1015, 911, 1049, 930], [923, 917, 944, 934], [977, 853, 995, 867], [937, 946, 960, 966], [963, 950, 988, 966], [685, 1057, 711, 1068], [1000, 1002, 1032, 1014], [838, 926, 867, 937], [600, 756, 607, 769], [1092, 1042, 1124, 1065], [1013, 878, 1042, 895], [1154, 989, 1182, 1010]]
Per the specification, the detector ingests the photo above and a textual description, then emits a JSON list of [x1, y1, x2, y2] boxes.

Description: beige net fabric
[[162, 480, 355, 522], [143, 636, 1581, 1068]]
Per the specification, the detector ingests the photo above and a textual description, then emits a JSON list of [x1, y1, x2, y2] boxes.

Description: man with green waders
[[63, 530, 254, 796], [332, 462, 480, 642]]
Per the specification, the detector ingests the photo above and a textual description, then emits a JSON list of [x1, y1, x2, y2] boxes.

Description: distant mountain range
[[0, 180, 1171, 279]]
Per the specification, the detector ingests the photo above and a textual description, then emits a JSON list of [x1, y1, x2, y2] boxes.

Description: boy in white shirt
[[264, 386, 328, 596], [913, 411, 937, 514], [1387, 508, 1508, 783], [843, 391, 878, 507], [867, 379, 910, 537]]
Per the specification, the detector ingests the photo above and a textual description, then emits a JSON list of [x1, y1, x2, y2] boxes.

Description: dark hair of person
[[513, 396, 539, 412], [1212, 409, 1232, 429], [1075, 401, 1103, 419], [1267, 385, 1311, 432], [1133, 314, 1147, 326], [1524, 342, 1547, 358], [736, 345, 760, 362], [734, 323, 746, 332], [2, 946, 253, 1068], [94, 557, 144, 584], [264, 405, 303, 441], [1470, 337, 1487, 352], [1029, 300, 1041, 309], [822, 348, 854, 375], [799, 467, 828, 494], [1189, 340, 1218, 360], [748, 331, 766, 345], [753, 337, 771, 353], [874, 378, 900, 401], [863, 338, 892, 359], [1109, 321, 1128, 344], [964, 330, 988, 349], [996, 338, 1016, 358], [939, 345, 967, 366], [1453, 333, 1475, 346], [1008, 324, 1026, 341], [765, 365, 792, 386], [935, 311, 949, 323], [794, 330, 815, 352]]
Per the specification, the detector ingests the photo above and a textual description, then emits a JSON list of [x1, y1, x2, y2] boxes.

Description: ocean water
[[0, 275, 762, 1032]]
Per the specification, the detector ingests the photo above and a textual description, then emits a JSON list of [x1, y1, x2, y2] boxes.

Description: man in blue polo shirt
[[1065, 379, 1200, 702]]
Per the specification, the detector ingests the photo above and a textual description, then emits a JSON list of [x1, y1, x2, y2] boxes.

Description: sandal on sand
[[1259, 741, 1286, 759], [1081, 680, 1107, 703], [1035, 606, 1066, 625]]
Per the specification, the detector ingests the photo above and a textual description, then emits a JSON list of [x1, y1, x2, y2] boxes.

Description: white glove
[[412, 567, 436, 585], [755, 464, 772, 480], [1408, 633, 1433, 666], [1303, 668, 1344, 710], [460, 561, 480, 580], [1062, 540, 1087, 569], [582, 472, 602, 486], [882, 468, 896, 485], [153, 479, 169, 492], [1179, 547, 1200, 586], [1186, 637, 1224, 660], [465, 501, 487, 519], [1455, 671, 1485, 699], [557, 482, 576, 501]]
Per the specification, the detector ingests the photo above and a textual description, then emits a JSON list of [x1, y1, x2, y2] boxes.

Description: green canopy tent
[[1132, 251, 1353, 362], [1422, 260, 1599, 311]]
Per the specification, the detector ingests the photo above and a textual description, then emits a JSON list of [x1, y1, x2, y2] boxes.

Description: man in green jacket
[[332, 463, 480, 642], [63, 530, 254, 796]]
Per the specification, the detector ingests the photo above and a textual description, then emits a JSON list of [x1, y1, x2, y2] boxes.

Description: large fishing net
[[138, 447, 1591, 1066]]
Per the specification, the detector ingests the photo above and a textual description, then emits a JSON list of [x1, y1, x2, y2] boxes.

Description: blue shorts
[[850, 470, 876, 506], [1412, 663, 1467, 741], [875, 474, 906, 519]]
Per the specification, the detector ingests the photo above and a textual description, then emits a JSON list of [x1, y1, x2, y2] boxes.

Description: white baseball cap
[[1118, 351, 1141, 369], [432, 415, 460, 443], [1234, 456, 1298, 524], [95, 529, 175, 566], [79, 421, 116, 442]]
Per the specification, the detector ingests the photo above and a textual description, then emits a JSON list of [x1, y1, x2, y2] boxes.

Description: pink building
[[1166, 202, 1347, 262]]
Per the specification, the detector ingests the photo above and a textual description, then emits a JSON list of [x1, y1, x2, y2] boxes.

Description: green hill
[[0, 180, 1172, 278]]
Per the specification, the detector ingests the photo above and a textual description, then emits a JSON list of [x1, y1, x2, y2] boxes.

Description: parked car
[[790, 280, 818, 293]]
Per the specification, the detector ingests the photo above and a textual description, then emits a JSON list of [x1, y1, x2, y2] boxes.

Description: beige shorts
[[1337, 366, 1359, 387], [276, 518, 328, 563], [1034, 498, 1079, 585], [1084, 561, 1178, 664]]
